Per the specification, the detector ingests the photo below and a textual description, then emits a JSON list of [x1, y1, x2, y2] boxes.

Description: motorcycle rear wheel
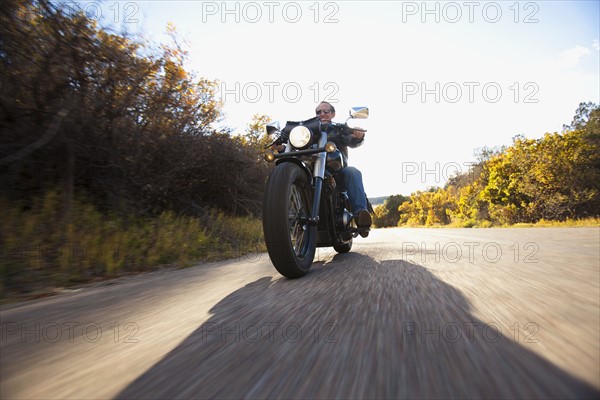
[[263, 162, 316, 278]]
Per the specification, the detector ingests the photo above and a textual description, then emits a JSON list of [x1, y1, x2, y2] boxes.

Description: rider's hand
[[350, 127, 367, 140], [271, 143, 285, 152]]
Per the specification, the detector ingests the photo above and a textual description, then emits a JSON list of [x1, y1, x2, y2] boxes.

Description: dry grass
[[0, 192, 265, 300]]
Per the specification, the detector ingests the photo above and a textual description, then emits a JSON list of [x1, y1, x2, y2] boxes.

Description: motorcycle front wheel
[[262, 162, 316, 278]]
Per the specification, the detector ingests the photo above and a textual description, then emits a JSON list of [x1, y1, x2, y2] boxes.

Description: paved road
[[1, 228, 599, 399]]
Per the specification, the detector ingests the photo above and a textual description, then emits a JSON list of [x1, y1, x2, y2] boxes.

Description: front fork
[[309, 132, 328, 225]]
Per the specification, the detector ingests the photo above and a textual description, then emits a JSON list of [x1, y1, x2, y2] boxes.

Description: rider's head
[[315, 101, 335, 124]]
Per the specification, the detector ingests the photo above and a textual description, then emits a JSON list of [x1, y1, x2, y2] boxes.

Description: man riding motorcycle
[[271, 101, 372, 234], [315, 101, 372, 234], [263, 103, 371, 277]]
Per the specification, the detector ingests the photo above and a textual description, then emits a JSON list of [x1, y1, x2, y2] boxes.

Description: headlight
[[289, 125, 312, 148]]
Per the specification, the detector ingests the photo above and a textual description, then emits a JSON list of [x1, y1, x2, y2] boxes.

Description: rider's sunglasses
[[316, 110, 332, 115]]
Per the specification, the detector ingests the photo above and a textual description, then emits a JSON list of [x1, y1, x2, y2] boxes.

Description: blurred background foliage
[[373, 102, 600, 228], [1, 0, 271, 298]]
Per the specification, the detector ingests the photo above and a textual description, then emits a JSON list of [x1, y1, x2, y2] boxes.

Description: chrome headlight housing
[[289, 125, 312, 148], [326, 149, 344, 173]]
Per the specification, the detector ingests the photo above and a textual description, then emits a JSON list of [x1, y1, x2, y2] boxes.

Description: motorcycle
[[262, 106, 371, 278]]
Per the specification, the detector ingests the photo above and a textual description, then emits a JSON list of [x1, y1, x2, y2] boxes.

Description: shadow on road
[[117, 253, 599, 399]]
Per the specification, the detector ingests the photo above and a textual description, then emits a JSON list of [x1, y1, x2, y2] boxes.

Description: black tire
[[262, 162, 316, 278], [333, 240, 352, 254]]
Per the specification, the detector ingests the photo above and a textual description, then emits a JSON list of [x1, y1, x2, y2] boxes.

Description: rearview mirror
[[349, 107, 369, 119], [266, 121, 281, 135]]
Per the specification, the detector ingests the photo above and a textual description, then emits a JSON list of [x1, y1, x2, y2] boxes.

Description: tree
[[244, 114, 273, 150], [1, 0, 270, 219], [563, 101, 598, 132], [398, 188, 455, 226], [478, 127, 599, 223], [372, 194, 408, 227]]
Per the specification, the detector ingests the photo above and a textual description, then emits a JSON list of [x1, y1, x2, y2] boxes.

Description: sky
[[100, 0, 599, 197]]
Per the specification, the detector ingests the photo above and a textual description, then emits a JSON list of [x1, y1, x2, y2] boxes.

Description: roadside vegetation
[[373, 102, 600, 228], [1, 191, 265, 297], [1, 0, 270, 299]]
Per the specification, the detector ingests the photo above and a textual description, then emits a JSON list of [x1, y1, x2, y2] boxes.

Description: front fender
[[275, 158, 313, 183]]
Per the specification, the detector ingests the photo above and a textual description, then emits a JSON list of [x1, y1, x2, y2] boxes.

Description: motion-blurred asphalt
[[1, 227, 599, 399]]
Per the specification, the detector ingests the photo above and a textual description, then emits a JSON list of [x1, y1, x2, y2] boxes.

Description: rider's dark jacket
[[322, 123, 364, 161]]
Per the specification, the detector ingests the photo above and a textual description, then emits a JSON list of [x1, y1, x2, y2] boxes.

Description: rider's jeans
[[340, 166, 368, 214]]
